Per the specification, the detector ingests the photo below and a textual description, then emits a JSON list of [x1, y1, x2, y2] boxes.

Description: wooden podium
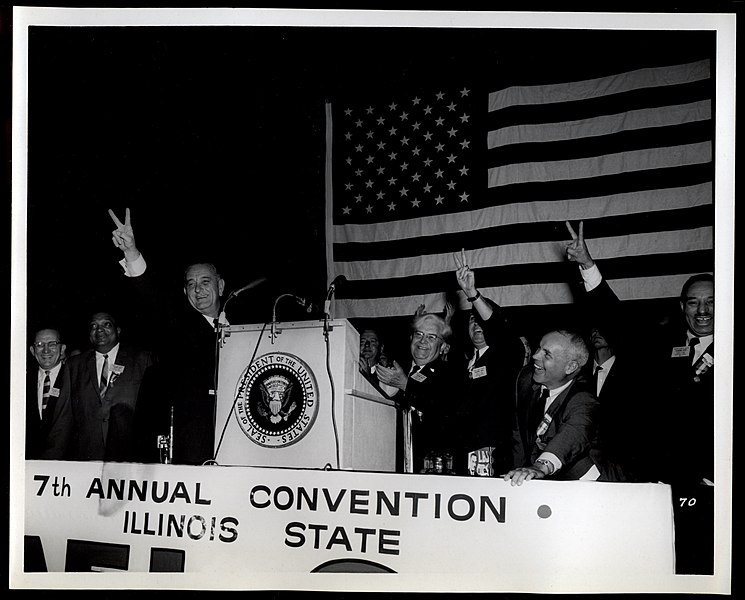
[[213, 319, 397, 471]]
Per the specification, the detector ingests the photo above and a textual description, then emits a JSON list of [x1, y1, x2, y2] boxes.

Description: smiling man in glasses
[[376, 312, 459, 474], [27, 327, 72, 459]]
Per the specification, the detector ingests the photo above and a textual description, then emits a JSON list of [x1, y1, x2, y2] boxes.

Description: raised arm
[[454, 248, 493, 321], [109, 208, 141, 263]]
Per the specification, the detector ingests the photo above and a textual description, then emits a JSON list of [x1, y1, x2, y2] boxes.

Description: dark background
[[22, 23, 717, 361]]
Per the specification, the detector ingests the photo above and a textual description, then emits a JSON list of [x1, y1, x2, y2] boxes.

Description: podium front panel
[[214, 320, 397, 471]]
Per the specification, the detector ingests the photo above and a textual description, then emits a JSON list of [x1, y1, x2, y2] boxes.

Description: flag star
[[400, 111, 409, 121], [389, 102, 398, 111], [365, 179, 374, 188], [423, 106, 433, 115], [412, 97, 421, 105], [345, 182, 353, 191], [460, 139, 471, 149], [460, 113, 470, 123], [447, 102, 457, 111], [344, 108, 353, 116], [355, 194, 363, 203], [423, 183, 432, 193], [435, 117, 445, 126], [401, 136, 410, 146], [377, 166, 385, 175], [388, 177, 398, 186], [366, 106, 374, 115], [447, 127, 458, 137], [435, 169, 444, 178], [399, 187, 408, 197], [366, 205, 373, 213], [355, 119, 363, 127], [460, 87, 470, 97], [423, 157, 433, 167], [459, 192, 470, 202], [377, 141, 387, 150], [366, 156, 375, 164], [400, 162, 409, 171], [355, 144, 363, 152], [435, 195, 444, 204], [423, 132, 433, 141], [342, 206, 351, 215], [376, 190, 385, 200], [389, 126, 398, 136], [412, 122, 421, 131], [412, 147, 421, 156], [344, 132, 352, 141], [411, 173, 421, 182], [366, 131, 374, 139], [447, 180, 456, 190], [388, 152, 398, 161], [436, 91, 445, 101], [345, 157, 353, 165], [447, 154, 457, 163], [377, 116, 386, 126], [411, 198, 421, 208], [459, 165, 469, 176], [355, 168, 363, 176], [435, 143, 445, 152], [388, 201, 397, 211]]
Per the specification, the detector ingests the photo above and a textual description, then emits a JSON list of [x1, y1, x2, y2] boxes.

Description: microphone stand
[[270, 293, 313, 344]]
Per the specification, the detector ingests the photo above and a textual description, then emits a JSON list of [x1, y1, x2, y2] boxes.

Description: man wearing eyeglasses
[[27, 328, 73, 459], [376, 312, 459, 474]]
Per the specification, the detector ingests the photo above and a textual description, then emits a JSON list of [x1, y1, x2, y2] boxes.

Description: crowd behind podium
[[25, 211, 716, 573]]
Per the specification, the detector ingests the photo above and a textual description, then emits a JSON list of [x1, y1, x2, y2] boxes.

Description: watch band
[[467, 291, 481, 302]]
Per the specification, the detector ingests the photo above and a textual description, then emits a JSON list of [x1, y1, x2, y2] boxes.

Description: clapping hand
[[564, 221, 595, 269], [375, 360, 408, 392], [108, 208, 140, 261]]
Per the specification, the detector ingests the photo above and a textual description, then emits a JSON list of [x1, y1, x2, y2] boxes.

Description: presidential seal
[[233, 352, 319, 448]]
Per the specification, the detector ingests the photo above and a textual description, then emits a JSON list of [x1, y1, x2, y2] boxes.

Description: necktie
[[689, 337, 700, 364], [593, 365, 603, 396], [42, 370, 50, 412], [100, 354, 109, 396]]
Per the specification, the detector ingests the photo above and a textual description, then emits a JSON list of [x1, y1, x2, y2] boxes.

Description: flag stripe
[[333, 182, 711, 243], [334, 204, 712, 262], [488, 60, 710, 111], [334, 227, 713, 281], [339, 249, 713, 301], [488, 100, 711, 149]]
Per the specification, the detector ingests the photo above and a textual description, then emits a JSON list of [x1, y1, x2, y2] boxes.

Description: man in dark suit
[[506, 328, 599, 485], [66, 312, 155, 461], [565, 220, 715, 574], [26, 327, 72, 459], [452, 249, 525, 477], [376, 312, 459, 474], [108, 208, 244, 465]]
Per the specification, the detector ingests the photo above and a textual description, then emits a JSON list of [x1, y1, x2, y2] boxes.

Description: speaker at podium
[[213, 319, 398, 471]]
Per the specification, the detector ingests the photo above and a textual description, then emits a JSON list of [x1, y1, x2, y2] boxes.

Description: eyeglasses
[[412, 330, 442, 344], [34, 341, 61, 350]]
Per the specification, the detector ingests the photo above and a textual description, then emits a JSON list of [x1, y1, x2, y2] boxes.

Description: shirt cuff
[[538, 451, 562, 474], [119, 253, 147, 277], [580, 263, 603, 291]]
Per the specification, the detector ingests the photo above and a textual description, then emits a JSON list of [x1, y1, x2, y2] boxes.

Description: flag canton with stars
[[333, 88, 479, 224]]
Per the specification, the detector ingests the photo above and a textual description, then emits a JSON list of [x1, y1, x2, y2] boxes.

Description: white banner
[[16, 459, 682, 592]]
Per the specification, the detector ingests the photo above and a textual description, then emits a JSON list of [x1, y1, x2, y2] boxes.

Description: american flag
[[325, 58, 713, 319]]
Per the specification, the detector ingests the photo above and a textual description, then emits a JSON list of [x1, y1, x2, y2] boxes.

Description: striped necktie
[[42, 370, 51, 412], [99, 354, 109, 396]]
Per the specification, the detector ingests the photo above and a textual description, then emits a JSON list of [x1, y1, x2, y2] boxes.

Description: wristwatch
[[467, 291, 481, 302], [534, 458, 555, 476]]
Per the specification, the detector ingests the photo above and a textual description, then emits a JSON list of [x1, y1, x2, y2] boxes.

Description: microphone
[[229, 276, 268, 299], [326, 275, 347, 299]]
